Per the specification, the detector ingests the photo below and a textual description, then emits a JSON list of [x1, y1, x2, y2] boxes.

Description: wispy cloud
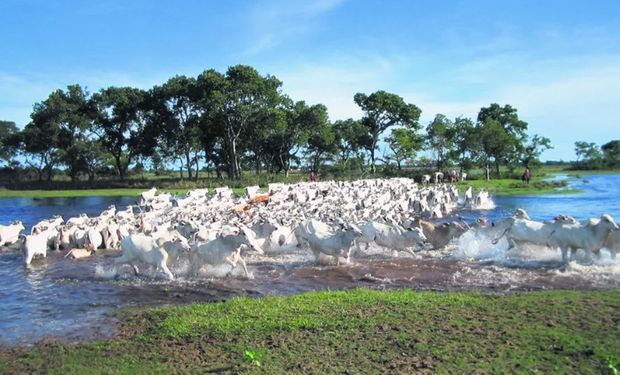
[[243, 0, 347, 56]]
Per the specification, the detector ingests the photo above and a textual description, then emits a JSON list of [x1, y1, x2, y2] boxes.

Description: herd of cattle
[[0, 178, 618, 281]]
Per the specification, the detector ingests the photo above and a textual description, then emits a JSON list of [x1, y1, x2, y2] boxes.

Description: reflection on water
[[0, 175, 619, 345]]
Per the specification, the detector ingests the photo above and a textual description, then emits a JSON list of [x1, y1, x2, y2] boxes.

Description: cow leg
[[560, 247, 569, 264], [159, 260, 175, 281], [238, 257, 249, 278], [225, 256, 238, 276]]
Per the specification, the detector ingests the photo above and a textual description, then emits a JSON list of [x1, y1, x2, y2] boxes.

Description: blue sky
[[1, 0, 618, 160]]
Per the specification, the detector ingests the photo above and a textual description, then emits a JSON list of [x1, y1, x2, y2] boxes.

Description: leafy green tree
[[477, 118, 513, 180], [0, 121, 19, 165], [447, 117, 477, 174], [476, 103, 529, 177], [304, 104, 336, 173], [354, 90, 421, 173], [425, 114, 454, 171], [601, 140, 620, 168], [29, 84, 95, 181], [521, 134, 552, 167], [259, 99, 310, 176], [21, 120, 62, 181], [574, 141, 603, 169], [151, 76, 204, 179], [92, 87, 146, 181], [385, 127, 424, 170], [218, 65, 282, 179], [333, 118, 369, 167], [195, 69, 227, 178]]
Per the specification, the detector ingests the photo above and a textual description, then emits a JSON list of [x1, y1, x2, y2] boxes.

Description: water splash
[[94, 265, 117, 280]]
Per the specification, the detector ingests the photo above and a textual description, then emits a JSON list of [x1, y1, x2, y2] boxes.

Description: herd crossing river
[[0, 174, 618, 345]]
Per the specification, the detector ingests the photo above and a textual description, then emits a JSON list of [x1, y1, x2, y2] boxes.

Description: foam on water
[[94, 265, 118, 280]]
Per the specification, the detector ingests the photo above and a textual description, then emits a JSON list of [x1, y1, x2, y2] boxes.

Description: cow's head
[[601, 214, 619, 231], [513, 208, 530, 220], [405, 226, 427, 246], [238, 225, 264, 255], [171, 231, 191, 252]]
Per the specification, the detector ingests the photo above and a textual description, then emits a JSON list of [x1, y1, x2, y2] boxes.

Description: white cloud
[[243, 0, 347, 56]]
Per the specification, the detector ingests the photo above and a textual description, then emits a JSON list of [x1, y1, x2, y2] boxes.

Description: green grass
[[461, 178, 581, 196], [1, 289, 618, 374]]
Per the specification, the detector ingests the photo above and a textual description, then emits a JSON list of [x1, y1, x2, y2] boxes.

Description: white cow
[[138, 187, 158, 205], [0, 221, 25, 246], [85, 228, 104, 251], [31, 216, 64, 234], [189, 227, 264, 277], [421, 175, 431, 185], [356, 221, 427, 255], [151, 229, 190, 265], [551, 214, 620, 263], [298, 222, 363, 264], [491, 217, 566, 250], [66, 214, 89, 227], [22, 230, 53, 265], [434, 172, 444, 184], [115, 234, 175, 280]]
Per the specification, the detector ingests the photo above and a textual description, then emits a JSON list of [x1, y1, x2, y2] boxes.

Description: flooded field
[[1, 174, 619, 346]]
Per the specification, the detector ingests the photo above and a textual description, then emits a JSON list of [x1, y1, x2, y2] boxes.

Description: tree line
[[574, 140, 620, 170], [0, 64, 551, 183]]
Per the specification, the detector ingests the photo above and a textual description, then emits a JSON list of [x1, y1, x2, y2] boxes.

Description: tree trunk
[[485, 163, 490, 181], [194, 151, 200, 180], [185, 152, 192, 181], [115, 156, 125, 182], [370, 147, 376, 174]]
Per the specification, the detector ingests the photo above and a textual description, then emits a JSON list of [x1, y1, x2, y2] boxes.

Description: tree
[[385, 127, 424, 170], [21, 120, 62, 182], [29, 84, 95, 181], [574, 141, 602, 169], [0, 121, 19, 165], [477, 118, 513, 180], [354, 90, 421, 173], [476, 103, 529, 177], [425, 114, 454, 171], [259, 99, 310, 176], [151, 76, 205, 179], [304, 104, 336, 173], [218, 65, 282, 179], [333, 118, 369, 167], [92, 87, 146, 181], [601, 140, 620, 168], [447, 117, 477, 174], [521, 134, 552, 167], [195, 69, 227, 178]]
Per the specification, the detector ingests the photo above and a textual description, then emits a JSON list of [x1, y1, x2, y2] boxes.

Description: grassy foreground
[[1, 289, 618, 374]]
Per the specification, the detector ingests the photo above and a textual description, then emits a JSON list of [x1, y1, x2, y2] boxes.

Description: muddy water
[[0, 174, 619, 346]]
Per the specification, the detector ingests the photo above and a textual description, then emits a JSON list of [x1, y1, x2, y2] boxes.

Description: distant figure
[[449, 170, 458, 183], [522, 166, 531, 184], [309, 170, 318, 182]]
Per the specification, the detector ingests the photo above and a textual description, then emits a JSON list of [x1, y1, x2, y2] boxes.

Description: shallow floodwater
[[0, 174, 619, 346]]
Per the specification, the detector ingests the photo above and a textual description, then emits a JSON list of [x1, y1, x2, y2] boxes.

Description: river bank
[[1, 289, 618, 374], [0, 177, 577, 199]]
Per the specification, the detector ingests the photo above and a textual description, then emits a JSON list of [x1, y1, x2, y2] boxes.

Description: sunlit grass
[[1, 289, 618, 374]]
